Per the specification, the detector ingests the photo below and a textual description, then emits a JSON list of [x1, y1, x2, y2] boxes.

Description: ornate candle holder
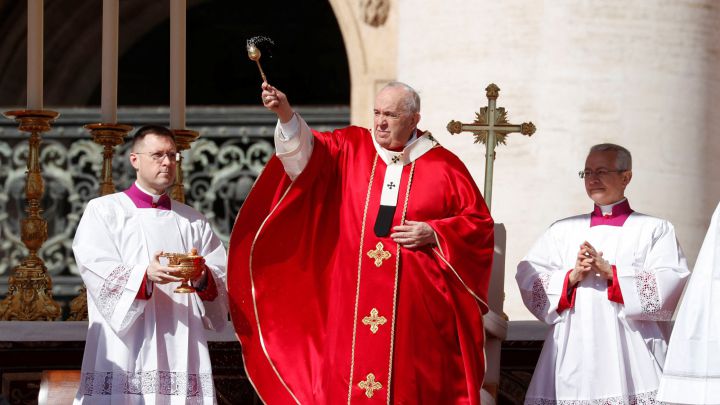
[[160, 248, 205, 293], [0, 110, 61, 321], [169, 129, 199, 203], [66, 122, 134, 321], [85, 123, 133, 195]]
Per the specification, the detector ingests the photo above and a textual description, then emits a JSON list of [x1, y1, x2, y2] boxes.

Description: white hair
[[380, 81, 421, 114], [589, 143, 632, 170]]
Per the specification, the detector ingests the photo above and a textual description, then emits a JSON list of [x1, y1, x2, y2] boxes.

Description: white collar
[[599, 198, 627, 215], [371, 129, 437, 166], [134, 181, 166, 203]]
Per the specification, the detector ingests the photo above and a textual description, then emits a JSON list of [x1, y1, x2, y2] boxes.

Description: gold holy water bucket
[[160, 248, 205, 293]]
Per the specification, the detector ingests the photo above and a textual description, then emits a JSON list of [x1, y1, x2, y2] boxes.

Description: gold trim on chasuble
[[247, 182, 301, 404], [347, 156, 417, 404]]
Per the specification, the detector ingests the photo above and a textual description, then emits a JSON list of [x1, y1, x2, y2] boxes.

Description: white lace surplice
[[517, 212, 689, 404], [72, 193, 227, 405], [657, 202, 720, 404]]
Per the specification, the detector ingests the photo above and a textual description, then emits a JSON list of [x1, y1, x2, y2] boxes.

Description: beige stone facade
[[329, 0, 720, 320]]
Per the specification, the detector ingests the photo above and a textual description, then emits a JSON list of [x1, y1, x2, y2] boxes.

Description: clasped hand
[[569, 241, 613, 286]]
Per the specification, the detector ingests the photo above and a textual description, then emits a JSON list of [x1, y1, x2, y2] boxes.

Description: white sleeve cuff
[[278, 113, 300, 141], [274, 113, 314, 180]]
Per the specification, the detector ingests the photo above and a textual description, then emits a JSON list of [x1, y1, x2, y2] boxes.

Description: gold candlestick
[[170, 129, 199, 203], [66, 122, 134, 321], [85, 123, 134, 195], [0, 110, 61, 321]]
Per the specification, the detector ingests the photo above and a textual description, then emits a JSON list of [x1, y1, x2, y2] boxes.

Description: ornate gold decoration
[[367, 242, 391, 267], [385, 161, 415, 400], [358, 373, 382, 398], [449, 107, 535, 148], [485, 83, 500, 99], [169, 129, 199, 203], [347, 155, 378, 403], [361, 308, 387, 334], [66, 286, 89, 321], [160, 248, 206, 293], [85, 123, 133, 195], [360, 0, 390, 27], [0, 110, 61, 321], [446, 83, 536, 211]]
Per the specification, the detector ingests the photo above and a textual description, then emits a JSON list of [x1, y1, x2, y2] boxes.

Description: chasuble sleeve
[[615, 219, 690, 321], [517, 225, 571, 324], [72, 198, 149, 336], [274, 113, 350, 180], [424, 161, 495, 311]]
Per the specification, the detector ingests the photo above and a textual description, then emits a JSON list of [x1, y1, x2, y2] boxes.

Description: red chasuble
[[228, 126, 494, 404]]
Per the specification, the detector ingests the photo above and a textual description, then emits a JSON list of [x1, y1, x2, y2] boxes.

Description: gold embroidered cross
[[362, 308, 387, 334], [367, 242, 391, 267], [358, 373, 382, 398]]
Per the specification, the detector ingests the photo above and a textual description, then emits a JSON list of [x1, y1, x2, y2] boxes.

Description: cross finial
[[446, 83, 536, 211], [358, 373, 383, 398]]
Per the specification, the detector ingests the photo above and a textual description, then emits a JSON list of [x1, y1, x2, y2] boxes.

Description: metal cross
[[358, 373, 382, 398], [447, 83, 536, 211], [367, 242, 392, 267], [362, 308, 387, 334]]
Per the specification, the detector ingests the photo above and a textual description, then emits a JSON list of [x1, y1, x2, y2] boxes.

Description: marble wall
[[393, 0, 720, 319]]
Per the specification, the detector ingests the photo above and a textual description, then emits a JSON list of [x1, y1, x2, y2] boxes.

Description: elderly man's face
[[584, 150, 632, 206], [373, 87, 420, 150]]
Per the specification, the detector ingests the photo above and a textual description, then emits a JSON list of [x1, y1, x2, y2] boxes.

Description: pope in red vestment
[[228, 82, 494, 404]]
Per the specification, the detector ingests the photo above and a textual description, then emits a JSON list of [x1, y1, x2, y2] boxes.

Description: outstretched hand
[[146, 251, 182, 284], [391, 221, 436, 249], [261, 82, 294, 123]]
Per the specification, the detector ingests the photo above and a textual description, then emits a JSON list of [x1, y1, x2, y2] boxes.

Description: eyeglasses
[[578, 169, 626, 179], [134, 152, 180, 163]]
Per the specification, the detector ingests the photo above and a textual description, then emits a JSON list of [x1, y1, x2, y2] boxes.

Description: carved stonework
[[360, 0, 390, 27]]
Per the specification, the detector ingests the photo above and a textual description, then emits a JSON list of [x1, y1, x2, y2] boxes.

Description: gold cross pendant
[[358, 373, 382, 398], [367, 242, 392, 267], [362, 308, 387, 334]]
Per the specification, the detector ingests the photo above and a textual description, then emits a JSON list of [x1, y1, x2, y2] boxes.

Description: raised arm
[[262, 83, 314, 180]]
